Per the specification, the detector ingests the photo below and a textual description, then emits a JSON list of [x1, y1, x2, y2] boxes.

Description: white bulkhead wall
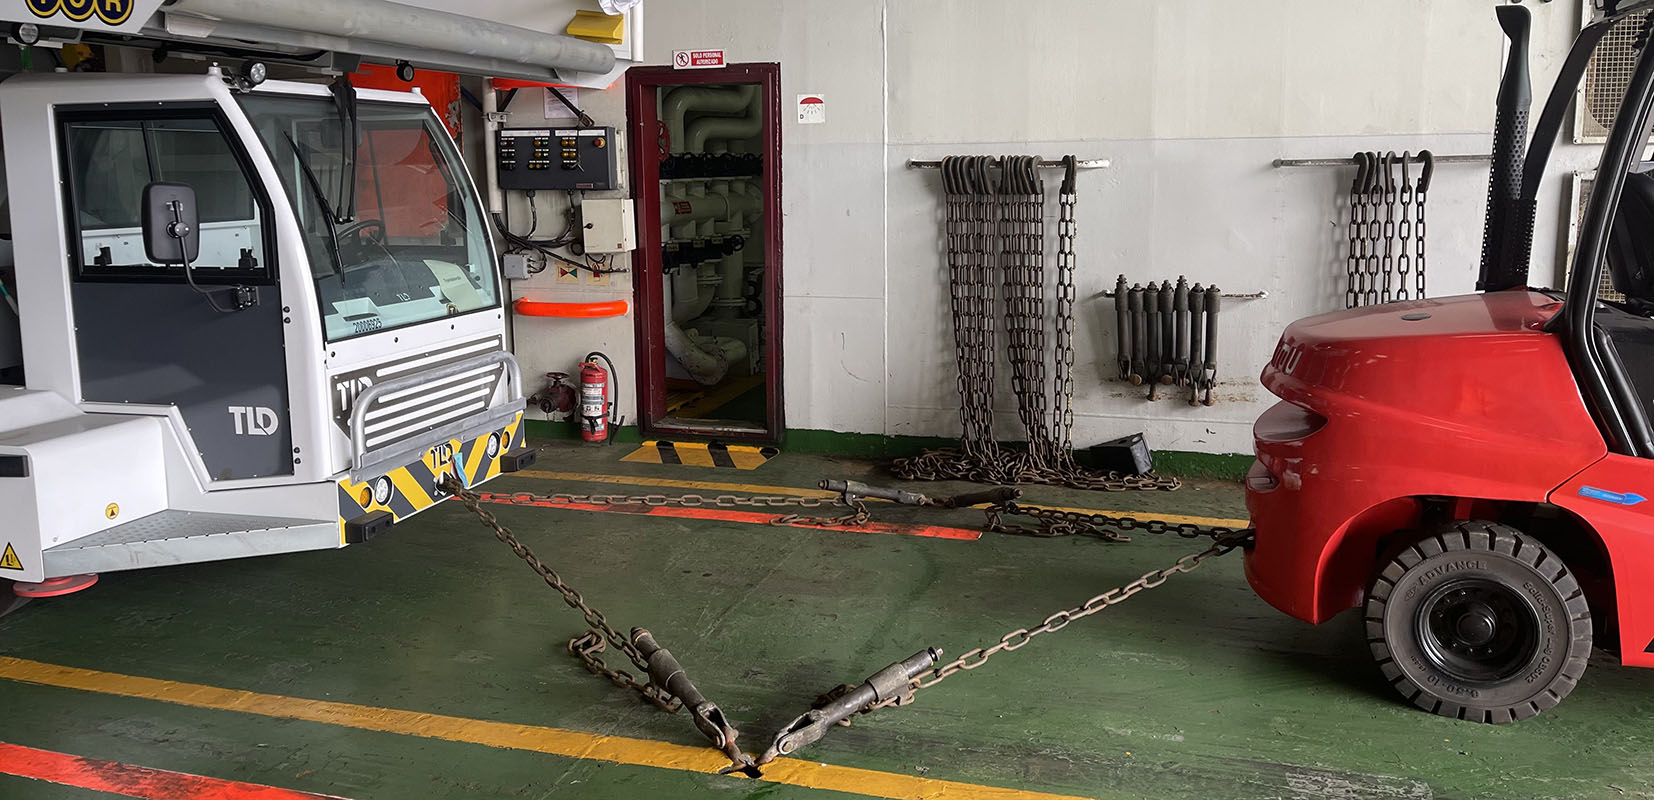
[[428, 0, 1600, 454]]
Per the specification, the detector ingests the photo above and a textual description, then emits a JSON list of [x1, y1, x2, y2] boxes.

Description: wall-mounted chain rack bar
[[907, 158, 1111, 170], [1272, 153, 1488, 168]]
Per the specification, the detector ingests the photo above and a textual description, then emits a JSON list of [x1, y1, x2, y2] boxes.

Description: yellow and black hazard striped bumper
[[335, 412, 525, 543]]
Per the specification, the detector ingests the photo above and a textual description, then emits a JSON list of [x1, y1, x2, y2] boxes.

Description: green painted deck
[[3, 442, 1652, 799]]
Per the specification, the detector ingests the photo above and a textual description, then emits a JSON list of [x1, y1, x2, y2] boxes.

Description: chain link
[[1416, 151, 1430, 299], [1396, 152, 1414, 301], [475, 488, 872, 528], [442, 480, 681, 710], [1346, 154, 1367, 309], [867, 503, 1254, 708]]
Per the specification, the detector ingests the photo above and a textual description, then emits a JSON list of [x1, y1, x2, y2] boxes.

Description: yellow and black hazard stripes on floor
[[621, 440, 778, 470]]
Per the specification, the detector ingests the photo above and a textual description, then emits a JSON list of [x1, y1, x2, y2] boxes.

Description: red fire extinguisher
[[580, 351, 618, 443]]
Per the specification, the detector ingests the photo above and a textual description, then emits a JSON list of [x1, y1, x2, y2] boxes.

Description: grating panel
[[49, 510, 325, 550], [1580, 10, 1652, 142]]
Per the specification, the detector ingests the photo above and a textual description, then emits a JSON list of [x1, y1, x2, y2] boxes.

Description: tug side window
[[61, 112, 271, 281]]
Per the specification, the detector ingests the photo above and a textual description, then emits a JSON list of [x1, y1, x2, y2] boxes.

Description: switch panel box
[[580, 198, 637, 254], [496, 126, 617, 191]]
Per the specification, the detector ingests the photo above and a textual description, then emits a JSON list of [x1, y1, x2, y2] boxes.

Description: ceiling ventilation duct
[[152, 0, 617, 82]]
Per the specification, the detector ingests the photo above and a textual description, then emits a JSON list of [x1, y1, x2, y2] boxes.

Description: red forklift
[[1248, 1, 1654, 723]]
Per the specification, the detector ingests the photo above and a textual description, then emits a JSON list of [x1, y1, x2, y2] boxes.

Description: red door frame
[[625, 63, 784, 444]]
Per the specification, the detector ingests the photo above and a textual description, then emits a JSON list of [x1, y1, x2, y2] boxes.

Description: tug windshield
[[239, 93, 498, 342]]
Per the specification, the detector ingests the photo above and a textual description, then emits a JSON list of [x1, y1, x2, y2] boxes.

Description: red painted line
[[474, 494, 982, 541], [0, 741, 349, 799]]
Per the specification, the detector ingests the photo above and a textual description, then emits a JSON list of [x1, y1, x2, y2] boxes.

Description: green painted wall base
[[524, 418, 1250, 481]]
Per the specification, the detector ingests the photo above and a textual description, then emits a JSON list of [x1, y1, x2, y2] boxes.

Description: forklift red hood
[[1261, 290, 1604, 472]]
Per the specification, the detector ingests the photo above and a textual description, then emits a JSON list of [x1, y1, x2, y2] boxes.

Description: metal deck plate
[[43, 510, 337, 577]]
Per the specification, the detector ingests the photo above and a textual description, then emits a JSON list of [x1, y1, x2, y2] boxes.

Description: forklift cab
[[0, 66, 531, 589]]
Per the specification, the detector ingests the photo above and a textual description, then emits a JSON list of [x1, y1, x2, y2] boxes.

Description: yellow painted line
[[0, 657, 1086, 800], [515, 470, 1251, 528]]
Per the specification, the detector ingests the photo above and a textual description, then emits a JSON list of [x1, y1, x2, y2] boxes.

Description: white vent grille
[[1568, 172, 1625, 302], [1577, 9, 1652, 143]]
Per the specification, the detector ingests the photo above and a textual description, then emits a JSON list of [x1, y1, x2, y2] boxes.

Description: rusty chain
[[439, 473, 1254, 769], [474, 488, 871, 528], [439, 478, 680, 711], [436, 486, 867, 706], [871, 521, 1254, 710], [899, 154, 1179, 492]]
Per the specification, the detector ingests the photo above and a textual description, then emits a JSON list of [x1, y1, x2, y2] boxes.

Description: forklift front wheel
[[1366, 521, 1592, 724]]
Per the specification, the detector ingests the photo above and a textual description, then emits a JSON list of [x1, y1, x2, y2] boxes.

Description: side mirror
[[141, 182, 199, 265]]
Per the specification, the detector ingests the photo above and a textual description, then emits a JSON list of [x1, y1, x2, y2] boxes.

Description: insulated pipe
[[665, 315, 731, 385], [663, 86, 758, 154], [687, 86, 762, 153], [165, 0, 616, 74], [662, 191, 762, 226], [150, 18, 570, 85], [671, 264, 721, 324]]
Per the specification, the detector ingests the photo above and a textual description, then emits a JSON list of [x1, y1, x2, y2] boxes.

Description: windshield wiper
[[330, 75, 359, 223], [283, 131, 345, 280]]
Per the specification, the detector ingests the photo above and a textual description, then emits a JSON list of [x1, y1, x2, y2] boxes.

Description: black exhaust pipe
[[1478, 4, 1533, 292]]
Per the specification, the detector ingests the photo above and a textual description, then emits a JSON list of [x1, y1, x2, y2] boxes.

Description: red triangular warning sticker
[[0, 542, 20, 571]]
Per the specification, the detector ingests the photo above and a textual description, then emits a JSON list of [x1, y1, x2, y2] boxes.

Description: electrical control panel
[[496, 126, 617, 191]]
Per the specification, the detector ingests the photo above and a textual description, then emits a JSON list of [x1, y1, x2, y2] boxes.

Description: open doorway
[[626, 63, 782, 443]]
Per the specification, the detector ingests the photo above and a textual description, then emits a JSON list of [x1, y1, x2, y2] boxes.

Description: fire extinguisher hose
[[585, 350, 620, 443]]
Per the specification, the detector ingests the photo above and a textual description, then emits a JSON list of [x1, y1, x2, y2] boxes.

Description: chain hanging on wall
[[894, 155, 1177, 492], [1346, 150, 1434, 308]]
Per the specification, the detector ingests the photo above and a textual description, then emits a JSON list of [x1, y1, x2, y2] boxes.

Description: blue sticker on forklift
[[1578, 486, 1647, 506]]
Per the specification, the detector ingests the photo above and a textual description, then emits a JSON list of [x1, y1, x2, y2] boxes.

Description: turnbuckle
[[756, 648, 941, 766], [630, 628, 759, 776], [818, 479, 1020, 510]]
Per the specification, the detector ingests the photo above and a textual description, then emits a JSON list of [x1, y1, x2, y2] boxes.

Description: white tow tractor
[[0, 64, 535, 600]]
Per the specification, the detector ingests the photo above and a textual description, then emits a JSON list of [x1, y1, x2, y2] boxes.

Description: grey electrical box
[[580, 198, 637, 254], [496, 126, 617, 191], [501, 252, 531, 280]]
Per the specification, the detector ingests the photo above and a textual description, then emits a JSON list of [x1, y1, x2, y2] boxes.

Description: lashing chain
[[439, 475, 1254, 772], [904, 154, 1178, 493], [474, 488, 872, 528]]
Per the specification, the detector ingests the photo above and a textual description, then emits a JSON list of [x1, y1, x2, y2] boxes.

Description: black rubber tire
[[1366, 521, 1591, 723]]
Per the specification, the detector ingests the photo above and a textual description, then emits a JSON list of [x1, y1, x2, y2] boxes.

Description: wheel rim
[[1413, 577, 1542, 684]]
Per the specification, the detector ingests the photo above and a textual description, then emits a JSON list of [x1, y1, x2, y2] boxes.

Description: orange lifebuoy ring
[[513, 298, 629, 318]]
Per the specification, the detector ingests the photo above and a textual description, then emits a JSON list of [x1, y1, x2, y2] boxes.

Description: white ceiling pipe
[[687, 89, 760, 153], [151, 17, 569, 83], [165, 0, 616, 75], [662, 85, 757, 154], [672, 264, 722, 324]]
